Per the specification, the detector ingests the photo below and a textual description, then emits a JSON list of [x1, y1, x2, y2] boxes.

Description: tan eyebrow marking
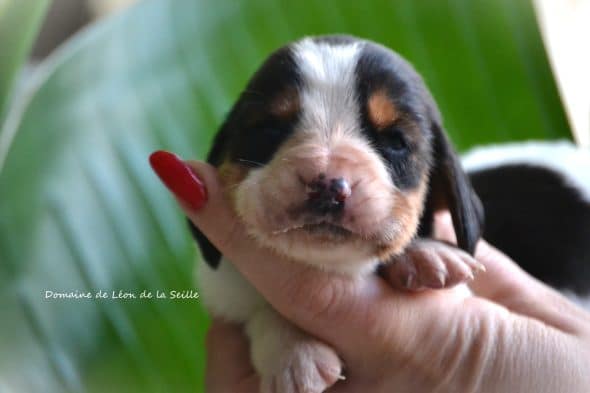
[[367, 89, 398, 130], [270, 87, 300, 118]]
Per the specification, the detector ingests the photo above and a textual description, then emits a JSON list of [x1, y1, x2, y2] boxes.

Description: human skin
[[151, 156, 590, 393]]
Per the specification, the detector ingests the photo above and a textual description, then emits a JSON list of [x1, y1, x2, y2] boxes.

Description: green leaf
[[0, 0, 570, 392], [0, 0, 49, 128]]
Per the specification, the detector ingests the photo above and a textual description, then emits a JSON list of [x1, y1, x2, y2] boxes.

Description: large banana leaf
[[0, 0, 570, 392]]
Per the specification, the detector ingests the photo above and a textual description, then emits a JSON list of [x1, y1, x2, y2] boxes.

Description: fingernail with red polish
[[149, 150, 207, 210]]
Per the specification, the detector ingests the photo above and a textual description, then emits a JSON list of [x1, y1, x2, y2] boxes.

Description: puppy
[[463, 141, 590, 306], [192, 35, 484, 392]]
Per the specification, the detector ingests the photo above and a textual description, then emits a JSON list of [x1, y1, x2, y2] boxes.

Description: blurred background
[[30, 0, 137, 59], [0, 0, 588, 392]]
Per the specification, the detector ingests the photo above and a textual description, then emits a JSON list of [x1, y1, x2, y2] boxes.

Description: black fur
[[188, 220, 221, 269], [227, 47, 302, 167], [469, 164, 590, 294], [212, 45, 303, 168]]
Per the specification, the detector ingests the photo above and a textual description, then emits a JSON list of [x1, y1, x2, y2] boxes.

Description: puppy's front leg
[[246, 306, 342, 393], [385, 239, 485, 291]]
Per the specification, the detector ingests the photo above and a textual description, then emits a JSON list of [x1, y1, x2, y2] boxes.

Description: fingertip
[[149, 150, 208, 211], [184, 160, 221, 198], [433, 210, 456, 244]]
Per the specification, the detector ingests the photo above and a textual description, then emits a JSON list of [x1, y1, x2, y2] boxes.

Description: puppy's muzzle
[[306, 174, 352, 216]]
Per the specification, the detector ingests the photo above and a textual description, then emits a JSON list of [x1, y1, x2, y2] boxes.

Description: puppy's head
[[198, 35, 483, 273]]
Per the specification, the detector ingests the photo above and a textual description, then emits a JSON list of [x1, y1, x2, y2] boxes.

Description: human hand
[[151, 155, 590, 393]]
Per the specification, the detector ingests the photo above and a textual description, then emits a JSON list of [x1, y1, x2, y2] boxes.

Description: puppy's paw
[[248, 307, 343, 393], [385, 239, 485, 291], [259, 340, 342, 393]]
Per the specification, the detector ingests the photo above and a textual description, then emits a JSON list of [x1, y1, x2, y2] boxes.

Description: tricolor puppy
[[193, 35, 484, 392]]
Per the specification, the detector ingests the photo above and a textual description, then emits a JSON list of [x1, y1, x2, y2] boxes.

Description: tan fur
[[367, 89, 398, 129], [376, 180, 427, 260], [218, 161, 250, 201]]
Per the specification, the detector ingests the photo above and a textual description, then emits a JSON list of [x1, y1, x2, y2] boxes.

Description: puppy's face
[[206, 36, 481, 273]]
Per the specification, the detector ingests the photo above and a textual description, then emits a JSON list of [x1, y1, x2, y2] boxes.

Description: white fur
[[197, 256, 344, 391], [293, 38, 362, 142], [462, 140, 590, 202], [196, 257, 265, 322]]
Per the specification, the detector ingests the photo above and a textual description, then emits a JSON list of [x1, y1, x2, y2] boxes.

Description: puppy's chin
[[245, 225, 380, 275]]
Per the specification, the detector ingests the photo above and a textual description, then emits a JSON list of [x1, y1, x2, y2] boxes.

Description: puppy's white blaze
[[294, 38, 360, 83], [462, 140, 590, 202], [293, 39, 362, 140]]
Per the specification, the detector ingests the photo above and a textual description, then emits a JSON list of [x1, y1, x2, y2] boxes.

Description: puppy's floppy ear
[[188, 220, 221, 269], [422, 123, 484, 255], [186, 125, 229, 269]]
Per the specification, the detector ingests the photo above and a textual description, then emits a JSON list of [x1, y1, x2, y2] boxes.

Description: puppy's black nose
[[307, 176, 351, 215]]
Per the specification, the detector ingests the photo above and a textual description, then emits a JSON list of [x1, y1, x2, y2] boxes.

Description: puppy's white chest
[[196, 257, 265, 323]]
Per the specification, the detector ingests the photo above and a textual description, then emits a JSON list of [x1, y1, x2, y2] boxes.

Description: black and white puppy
[[192, 35, 484, 392], [463, 141, 590, 306]]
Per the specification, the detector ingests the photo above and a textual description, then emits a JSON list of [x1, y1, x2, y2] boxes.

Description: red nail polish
[[149, 150, 207, 210]]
